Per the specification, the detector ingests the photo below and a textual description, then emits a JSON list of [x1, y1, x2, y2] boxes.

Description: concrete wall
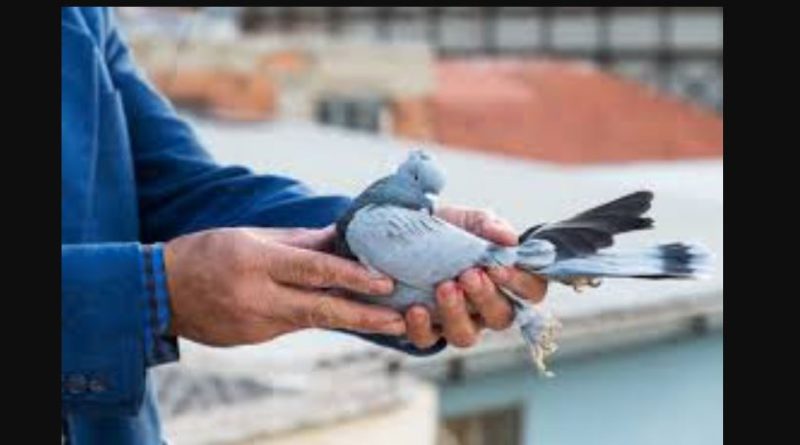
[[239, 382, 438, 445], [440, 332, 722, 445]]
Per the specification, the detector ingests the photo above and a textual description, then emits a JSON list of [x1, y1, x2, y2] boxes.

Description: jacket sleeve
[[101, 8, 348, 240], [62, 243, 148, 416]]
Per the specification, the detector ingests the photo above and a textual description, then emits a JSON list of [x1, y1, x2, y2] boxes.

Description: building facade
[[237, 7, 723, 112]]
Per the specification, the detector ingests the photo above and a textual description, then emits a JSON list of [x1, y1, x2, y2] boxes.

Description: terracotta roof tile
[[426, 59, 722, 163]]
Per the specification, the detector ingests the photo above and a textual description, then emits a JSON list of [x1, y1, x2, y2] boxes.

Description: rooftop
[[429, 59, 723, 163], [157, 118, 723, 444]]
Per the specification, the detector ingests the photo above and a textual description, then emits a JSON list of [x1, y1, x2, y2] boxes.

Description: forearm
[[138, 164, 355, 241]]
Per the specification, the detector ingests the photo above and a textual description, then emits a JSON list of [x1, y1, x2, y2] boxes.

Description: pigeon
[[334, 150, 713, 375]]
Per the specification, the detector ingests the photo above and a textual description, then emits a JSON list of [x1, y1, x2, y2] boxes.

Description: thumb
[[247, 226, 337, 251], [477, 216, 518, 246]]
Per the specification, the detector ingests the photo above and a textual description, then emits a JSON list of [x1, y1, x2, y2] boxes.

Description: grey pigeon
[[335, 150, 713, 374]]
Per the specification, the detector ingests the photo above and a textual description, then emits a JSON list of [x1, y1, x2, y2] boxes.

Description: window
[[315, 95, 387, 133], [439, 405, 523, 445]]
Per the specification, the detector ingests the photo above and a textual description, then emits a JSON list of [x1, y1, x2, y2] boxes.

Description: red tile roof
[[426, 59, 722, 163]]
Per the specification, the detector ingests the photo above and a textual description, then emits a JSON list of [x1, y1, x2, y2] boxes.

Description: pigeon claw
[[567, 276, 601, 293]]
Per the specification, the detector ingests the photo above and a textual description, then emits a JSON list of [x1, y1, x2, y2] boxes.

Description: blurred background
[[115, 7, 722, 445]]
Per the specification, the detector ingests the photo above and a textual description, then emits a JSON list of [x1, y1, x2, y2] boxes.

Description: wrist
[[162, 239, 179, 336]]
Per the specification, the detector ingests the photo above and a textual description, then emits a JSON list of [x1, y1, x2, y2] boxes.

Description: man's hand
[[164, 227, 404, 347], [405, 205, 549, 349]]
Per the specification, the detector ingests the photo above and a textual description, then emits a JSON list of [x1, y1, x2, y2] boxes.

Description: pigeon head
[[396, 150, 446, 195]]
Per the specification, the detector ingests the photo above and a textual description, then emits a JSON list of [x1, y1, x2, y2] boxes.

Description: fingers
[[487, 267, 548, 303], [280, 226, 337, 251], [459, 268, 513, 330], [436, 281, 480, 348], [249, 226, 337, 251], [281, 286, 406, 335], [473, 214, 518, 247], [273, 245, 394, 295], [406, 306, 441, 349], [436, 205, 518, 246]]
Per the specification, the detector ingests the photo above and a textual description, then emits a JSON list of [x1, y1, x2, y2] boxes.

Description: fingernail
[[438, 284, 459, 307], [410, 306, 427, 322], [371, 278, 394, 294]]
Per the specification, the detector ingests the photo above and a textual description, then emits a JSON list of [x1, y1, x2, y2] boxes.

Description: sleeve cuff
[[141, 243, 179, 366]]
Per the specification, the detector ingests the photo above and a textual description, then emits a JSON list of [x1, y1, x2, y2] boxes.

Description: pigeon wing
[[345, 205, 490, 289], [520, 191, 655, 261]]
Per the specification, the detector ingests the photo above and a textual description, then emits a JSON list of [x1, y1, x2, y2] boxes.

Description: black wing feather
[[520, 191, 654, 260]]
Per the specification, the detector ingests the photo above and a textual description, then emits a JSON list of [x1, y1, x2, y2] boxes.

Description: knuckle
[[307, 259, 335, 288], [472, 213, 491, 235], [356, 312, 374, 330], [320, 263, 342, 287], [309, 297, 336, 328], [302, 269, 324, 288], [289, 259, 317, 285]]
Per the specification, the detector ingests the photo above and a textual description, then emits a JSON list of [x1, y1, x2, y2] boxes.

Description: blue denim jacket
[[61, 7, 443, 444]]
